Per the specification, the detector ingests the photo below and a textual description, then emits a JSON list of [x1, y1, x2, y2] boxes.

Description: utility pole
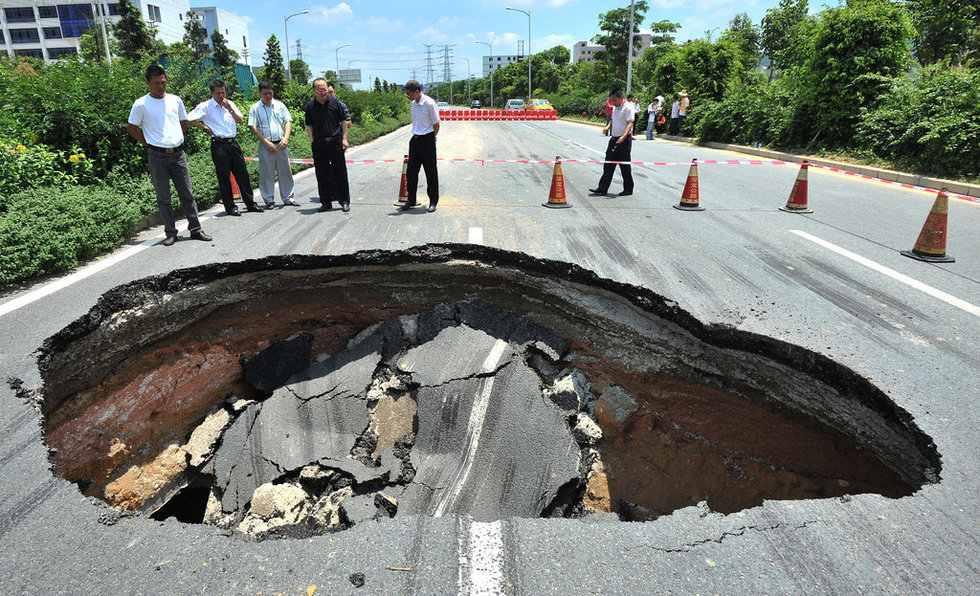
[[626, 0, 635, 95]]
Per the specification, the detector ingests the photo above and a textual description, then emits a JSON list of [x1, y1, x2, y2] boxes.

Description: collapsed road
[[29, 245, 939, 541]]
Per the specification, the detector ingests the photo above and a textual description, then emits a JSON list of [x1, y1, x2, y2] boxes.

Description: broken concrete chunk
[[396, 326, 515, 387], [572, 414, 602, 445], [375, 491, 398, 518], [241, 333, 313, 394], [457, 298, 568, 359], [309, 486, 353, 529], [416, 302, 457, 344], [185, 407, 232, 468], [544, 371, 591, 413], [594, 384, 638, 425]]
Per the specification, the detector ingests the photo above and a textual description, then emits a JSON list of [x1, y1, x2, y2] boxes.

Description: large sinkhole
[[34, 244, 940, 540]]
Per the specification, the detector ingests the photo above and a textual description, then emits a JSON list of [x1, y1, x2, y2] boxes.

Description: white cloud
[[312, 3, 354, 22]]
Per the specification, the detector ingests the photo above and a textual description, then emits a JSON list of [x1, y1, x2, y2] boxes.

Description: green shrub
[[0, 185, 140, 285]]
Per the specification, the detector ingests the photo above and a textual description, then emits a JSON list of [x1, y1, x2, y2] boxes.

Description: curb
[[559, 117, 980, 200]]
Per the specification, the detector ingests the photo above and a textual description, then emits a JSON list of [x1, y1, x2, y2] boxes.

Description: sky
[[218, 0, 793, 90]]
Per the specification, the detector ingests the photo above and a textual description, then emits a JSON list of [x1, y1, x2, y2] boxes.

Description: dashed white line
[[468, 227, 484, 244], [467, 521, 506, 595], [790, 229, 980, 318]]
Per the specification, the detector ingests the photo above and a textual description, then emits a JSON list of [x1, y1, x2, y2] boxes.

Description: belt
[[147, 144, 182, 154], [268, 138, 282, 143], [211, 137, 236, 143], [314, 136, 335, 142], [412, 132, 434, 138]]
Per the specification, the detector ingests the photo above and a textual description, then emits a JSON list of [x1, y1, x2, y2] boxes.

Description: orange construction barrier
[[780, 160, 813, 213], [230, 172, 241, 199], [543, 156, 571, 209], [394, 155, 409, 206], [901, 189, 955, 262], [673, 159, 705, 211]]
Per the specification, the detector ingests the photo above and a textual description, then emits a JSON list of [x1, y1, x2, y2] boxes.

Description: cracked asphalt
[[1, 120, 978, 593]]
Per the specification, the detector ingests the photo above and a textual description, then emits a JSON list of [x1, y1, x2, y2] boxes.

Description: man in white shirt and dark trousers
[[400, 80, 440, 213], [589, 89, 635, 197], [248, 81, 297, 209], [126, 64, 212, 246], [187, 79, 264, 216]]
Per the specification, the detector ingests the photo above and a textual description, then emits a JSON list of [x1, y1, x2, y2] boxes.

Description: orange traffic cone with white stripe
[[673, 159, 704, 211], [230, 172, 241, 199], [901, 189, 955, 263], [394, 155, 409, 206], [780, 160, 813, 213], [543, 156, 571, 208]]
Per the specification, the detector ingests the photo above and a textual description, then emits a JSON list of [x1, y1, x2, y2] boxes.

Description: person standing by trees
[[646, 94, 663, 140], [248, 81, 297, 209], [589, 88, 635, 197], [678, 90, 690, 135], [186, 80, 264, 216], [126, 64, 212, 246], [400, 80, 440, 213], [306, 78, 351, 212], [669, 93, 681, 136]]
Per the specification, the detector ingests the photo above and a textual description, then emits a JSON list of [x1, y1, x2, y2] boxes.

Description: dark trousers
[[407, 133, 438, 205], [312, 138, 349, 207], [670, 117, 679, 136], [147, 150, 201, 237], [596, 135, 633, 193], [210, 139, 256, 211]]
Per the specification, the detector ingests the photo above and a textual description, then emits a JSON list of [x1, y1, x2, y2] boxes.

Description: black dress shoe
[[318, 203, 333, 212], [341, 204, 350, 212], [190, 230, 213, 242], [246, 204, 264, 213], [426, 204, 437, 213], [399, 203, 418, 211], [618, 190, 633, 196], [227, 207, 241, 216], [588, 188, 608, 195], [162, 235, 177, 246]]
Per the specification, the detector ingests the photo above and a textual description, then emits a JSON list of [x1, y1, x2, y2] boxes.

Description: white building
[[0, 0, 249, 65], [188, 6, 249, 66], [481, 54, 527, 77], [573, 34, 652, 64]]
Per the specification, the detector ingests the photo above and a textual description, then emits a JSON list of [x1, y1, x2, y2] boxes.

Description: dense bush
[[0, 185, 141, 284]]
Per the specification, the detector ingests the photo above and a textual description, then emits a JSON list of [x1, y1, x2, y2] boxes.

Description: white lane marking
[[468, 521, 506, 595], [790, 230, 980, 318], [433, 339, 509, 517], [469, 227, 484, 244]]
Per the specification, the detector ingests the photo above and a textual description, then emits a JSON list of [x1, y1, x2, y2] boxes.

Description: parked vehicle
[[470, 100, 482, 109], [526, 99, 555, 111], [436, 101, 450, 109], [504, 99, 525, 110]]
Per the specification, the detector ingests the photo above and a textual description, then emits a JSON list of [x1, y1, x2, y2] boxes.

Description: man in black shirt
[[305, 78, 351, 212]]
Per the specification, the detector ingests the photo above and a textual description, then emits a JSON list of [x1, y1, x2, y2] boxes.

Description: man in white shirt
[[646, 94, 663, 140], [248, 81, 297, 208], [187, 79, 264, 216], [400, 79, 440, 213], [589, 89, 635, 197], [126, 64, 212, 246]]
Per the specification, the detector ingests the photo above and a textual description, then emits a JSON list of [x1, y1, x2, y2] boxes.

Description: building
[[1, 0, 249, 65], [573, 34, 652, 64], [481, 54, 527, 78], [188, 6, 249, 66]]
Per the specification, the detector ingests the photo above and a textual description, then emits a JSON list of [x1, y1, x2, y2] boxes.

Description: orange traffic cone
[[901, 189, 955, 263], [673, 159, 704, 211], [543, 156, 571, 209], [230, 172, 241, 199], [394, 155, 409, 206], [780, 160, 813, 213]]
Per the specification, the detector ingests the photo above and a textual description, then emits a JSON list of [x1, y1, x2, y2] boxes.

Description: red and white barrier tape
[[242, 156, 978, 204]]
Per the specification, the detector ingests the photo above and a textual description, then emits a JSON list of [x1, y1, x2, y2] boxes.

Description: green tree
[[675, 38, 745, 102], [183, 12, 210, 61], [541, 45, 571, 66], [113, 0, 154, 61], [635, 20, 681, 86], [805, 0, 916, 146], [593, 1, 650, 81], [259, 35, 286, 92], [78, 24, 118, 62], [905, 0, 980, 66], [722, 13, 761, 67], [210, 30, 237, 68], [289, 58, 311, 84], [761, 0, 812, 77]]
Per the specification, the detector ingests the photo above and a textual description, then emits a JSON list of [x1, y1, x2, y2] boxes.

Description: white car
[[436, 101, 450, 108], [504, 99, 525, 110]]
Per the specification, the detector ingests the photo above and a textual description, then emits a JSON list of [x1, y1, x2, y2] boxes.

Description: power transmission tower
[[296, 39, 303, 61], [424, 44, 435, 97], [442, 44, 456, 103]]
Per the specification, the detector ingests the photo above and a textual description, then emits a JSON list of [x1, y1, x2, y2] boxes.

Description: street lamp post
[[459, 57, 470, 103], [284, 10, 309, 81], [335, 44, 351, 81], [475, 39, 493, 108], [505, 6, 531, 102]]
